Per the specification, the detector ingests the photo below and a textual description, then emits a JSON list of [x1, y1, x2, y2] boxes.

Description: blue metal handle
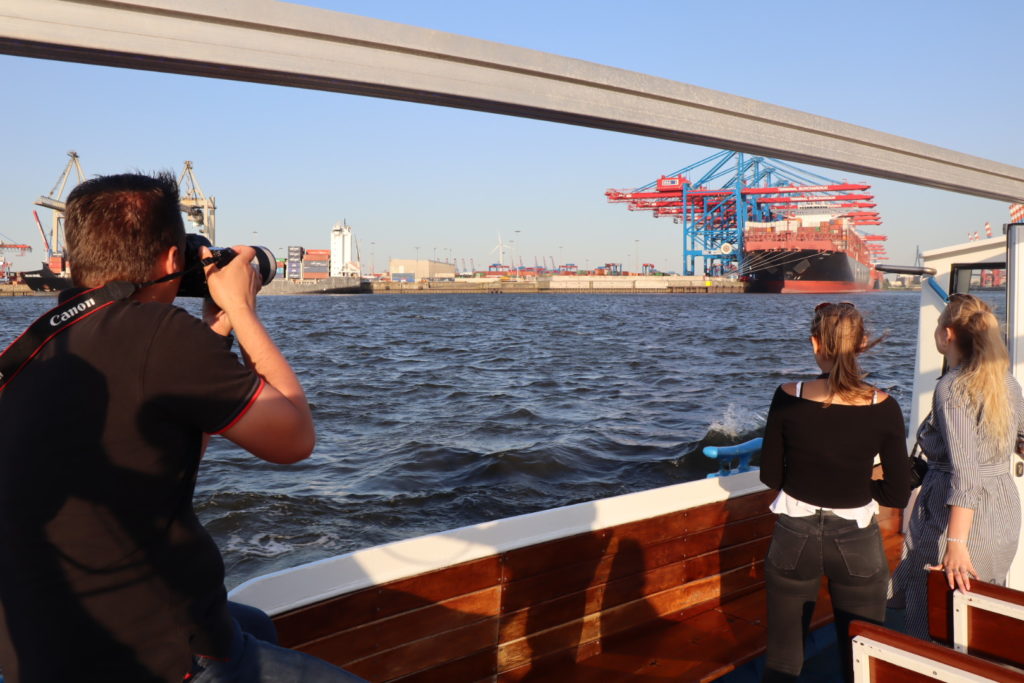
[[926, 276, 950, 303], [702, 437, 763, 478], [703, 438, 763, 459]]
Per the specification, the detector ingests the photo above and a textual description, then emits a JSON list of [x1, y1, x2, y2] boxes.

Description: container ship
[[19, 266, 72, 292], [741, 212, 883, 293], [19, 254, 72, 292]]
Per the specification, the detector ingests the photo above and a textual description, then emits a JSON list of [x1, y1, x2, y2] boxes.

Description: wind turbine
[[490, 232, 506, 266]]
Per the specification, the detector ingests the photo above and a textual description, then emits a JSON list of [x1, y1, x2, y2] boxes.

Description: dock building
[[387, 258, 456, 283]]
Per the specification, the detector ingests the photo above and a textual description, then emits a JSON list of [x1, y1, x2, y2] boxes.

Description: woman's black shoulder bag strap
[[0, 281, 138, 392], [908, 411, 933, 489]]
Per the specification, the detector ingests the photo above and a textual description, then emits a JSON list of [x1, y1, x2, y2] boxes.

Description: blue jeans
[[191, 613, 366, 682], [763, 512, 888, 683]]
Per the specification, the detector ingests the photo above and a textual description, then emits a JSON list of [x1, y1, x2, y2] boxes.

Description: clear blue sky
[[1, 0, 1021, 273]]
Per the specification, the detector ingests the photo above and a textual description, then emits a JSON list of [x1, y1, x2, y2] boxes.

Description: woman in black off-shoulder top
[[759, 302, 910, 683]]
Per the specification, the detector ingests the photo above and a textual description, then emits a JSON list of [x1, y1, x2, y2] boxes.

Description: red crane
[[0, 227, 32, 257], [0, 234, 32, 283], [0, 242, 32, 255]]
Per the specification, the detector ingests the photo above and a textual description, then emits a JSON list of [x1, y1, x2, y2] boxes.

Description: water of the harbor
[[0, 291, 928, 587]]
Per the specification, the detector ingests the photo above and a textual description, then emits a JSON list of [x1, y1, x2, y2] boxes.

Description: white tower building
[[330, 222, 360, 277]]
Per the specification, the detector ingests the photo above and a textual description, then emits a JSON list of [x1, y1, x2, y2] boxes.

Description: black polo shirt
[[0, 296, 262, 682]]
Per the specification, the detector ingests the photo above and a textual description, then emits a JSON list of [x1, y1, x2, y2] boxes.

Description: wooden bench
[[270, 490, 904, 682], [928, 569, 1024, 670], [850, 621, 1024, 682]]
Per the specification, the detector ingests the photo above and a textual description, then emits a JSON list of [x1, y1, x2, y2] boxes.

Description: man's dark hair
[[64, 172, 186, 287]]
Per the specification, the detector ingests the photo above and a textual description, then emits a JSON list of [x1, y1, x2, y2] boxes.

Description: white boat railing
[[229, 468, 767, 616], [851, 626, 1022, 682], [951, 590, 1024, 655]]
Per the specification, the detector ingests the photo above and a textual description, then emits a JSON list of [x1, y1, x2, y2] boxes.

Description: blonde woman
[[760, 303, 910, 683], [891, 293, 1024, 639]]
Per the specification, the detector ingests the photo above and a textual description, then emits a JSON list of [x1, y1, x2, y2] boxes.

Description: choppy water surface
[[0, 292, 922, 586]]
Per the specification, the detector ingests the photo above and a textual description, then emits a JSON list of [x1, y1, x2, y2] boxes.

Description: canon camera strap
[[0, 281, 139, 392]]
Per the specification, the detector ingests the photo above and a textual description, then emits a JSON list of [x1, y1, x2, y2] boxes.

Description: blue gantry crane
[[605, 151, 881, 277]]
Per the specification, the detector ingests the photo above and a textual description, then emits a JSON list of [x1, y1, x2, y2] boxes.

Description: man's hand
[[201, 245, 261, 321]]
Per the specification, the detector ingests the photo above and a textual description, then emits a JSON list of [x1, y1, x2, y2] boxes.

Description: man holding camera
[[0, 173, 362, 682]]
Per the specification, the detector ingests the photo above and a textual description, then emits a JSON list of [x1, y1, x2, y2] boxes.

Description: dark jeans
[[763, 512, 888, 683], [228, 602, 279, 645], [192, 603, 367, 682]]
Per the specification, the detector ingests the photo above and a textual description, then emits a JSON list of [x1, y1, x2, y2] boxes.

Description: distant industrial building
[[388, 259, 456, 282], [330, 222, 360, 277]]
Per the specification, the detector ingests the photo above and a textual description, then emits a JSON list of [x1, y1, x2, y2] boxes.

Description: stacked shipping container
[[287, 246, 304, 280], [302, 249, 331, 280]]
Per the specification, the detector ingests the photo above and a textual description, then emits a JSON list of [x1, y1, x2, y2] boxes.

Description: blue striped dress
[[890, 368, 1024, 639]]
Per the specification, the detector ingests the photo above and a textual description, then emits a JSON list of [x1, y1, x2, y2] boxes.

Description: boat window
[[948, 262, 1008, 335]]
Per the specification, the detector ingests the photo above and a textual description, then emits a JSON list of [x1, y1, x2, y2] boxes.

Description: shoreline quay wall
[[0, 276, 745, 297], [364, 275, 744, 295]]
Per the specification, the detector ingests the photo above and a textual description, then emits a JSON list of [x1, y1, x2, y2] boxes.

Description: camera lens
[[252, 247, 276, 287], [177, 235, 276, 297]]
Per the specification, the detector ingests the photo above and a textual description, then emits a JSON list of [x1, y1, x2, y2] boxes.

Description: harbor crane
[[605, 150, 889, 276], [177, 161, 216, 245], [0, 236, 32, 257], [33, 150, 86, 267], [0, 233, 32, 282], [0, 219, 32, 281], [32, 211, 49, 255], [27, 154, 218, 281]]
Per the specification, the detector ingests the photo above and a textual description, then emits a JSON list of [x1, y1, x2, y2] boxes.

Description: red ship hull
[[749, 278, 877, 294]]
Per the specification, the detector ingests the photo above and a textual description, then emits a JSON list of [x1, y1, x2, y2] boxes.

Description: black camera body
[[178, 234, 277, 297]]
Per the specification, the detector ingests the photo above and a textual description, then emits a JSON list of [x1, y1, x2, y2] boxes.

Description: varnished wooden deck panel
[[274, 555, 502, 645], [273, 491, 903, 682]]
